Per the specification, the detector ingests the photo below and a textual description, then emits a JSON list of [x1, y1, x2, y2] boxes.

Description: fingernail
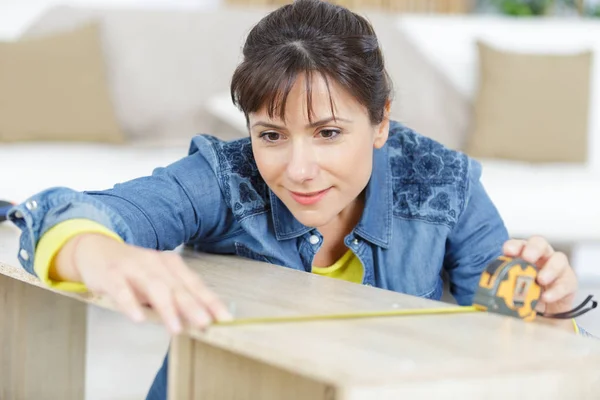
[[171, 319, 182, 334], [196, 311, 211, 327], [132, 311, 145, 323], [218, 310, 234, 322], [543, 292, 554, 302]]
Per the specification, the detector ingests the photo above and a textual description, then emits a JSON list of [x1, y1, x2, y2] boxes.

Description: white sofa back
[[23, 6, 274, 146], [396, 15, 600, 172]]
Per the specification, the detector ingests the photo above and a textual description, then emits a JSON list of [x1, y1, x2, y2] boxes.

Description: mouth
[[289, 187, 331, 206]]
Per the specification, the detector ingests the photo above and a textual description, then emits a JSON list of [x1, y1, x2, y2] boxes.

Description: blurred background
[[1, 0, 599, 399]]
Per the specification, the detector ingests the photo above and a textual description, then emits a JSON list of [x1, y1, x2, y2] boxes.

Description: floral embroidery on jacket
[[200, 121, 470, 227], [387, 122, 469, 228], [201, 135, 270, 220]]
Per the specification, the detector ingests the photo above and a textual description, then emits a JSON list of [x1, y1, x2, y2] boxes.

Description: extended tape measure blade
[[213, 306, 481, 327]]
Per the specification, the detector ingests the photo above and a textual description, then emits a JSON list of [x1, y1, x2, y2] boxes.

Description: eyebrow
[[251, 117, 352, 130]]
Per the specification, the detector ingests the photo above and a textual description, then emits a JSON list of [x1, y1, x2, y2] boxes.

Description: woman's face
[[248, 73, 389, 228]]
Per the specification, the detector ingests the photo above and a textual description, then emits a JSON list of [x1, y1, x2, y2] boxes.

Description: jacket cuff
[[34, 218, 123, 292]]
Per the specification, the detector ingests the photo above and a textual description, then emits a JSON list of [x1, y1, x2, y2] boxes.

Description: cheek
[[319, 140, 373, 186], [253, 148, 283, 183]]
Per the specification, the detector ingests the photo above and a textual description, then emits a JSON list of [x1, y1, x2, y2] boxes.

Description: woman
[[7, 0, 593, 398]]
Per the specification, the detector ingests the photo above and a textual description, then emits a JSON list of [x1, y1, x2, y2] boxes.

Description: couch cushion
[[396, 16, 600, 171], [0, 21, 124, 144], [23, 6, 272, 146], [467, 40, 592, 163]]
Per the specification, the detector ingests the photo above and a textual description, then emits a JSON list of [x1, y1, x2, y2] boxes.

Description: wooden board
[[189, 339, 336, 400], [2, 225, 600, 399], [0, 271, 87, 400], [176, 251, 600, 399]]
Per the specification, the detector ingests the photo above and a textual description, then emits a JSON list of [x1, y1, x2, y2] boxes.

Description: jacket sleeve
[[8, 144, 235, 276], [442, 158, 510, 306]]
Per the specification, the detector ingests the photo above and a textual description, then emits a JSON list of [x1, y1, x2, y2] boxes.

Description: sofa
[[1, 6, 600, 278], [2, 5, 600, 400]]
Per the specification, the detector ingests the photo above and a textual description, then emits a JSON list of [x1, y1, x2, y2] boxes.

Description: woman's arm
[[8, 143, 235, 332], [442, 159, 509, 306], [9, 145, 233, 276], [443, 159, 596, 338]]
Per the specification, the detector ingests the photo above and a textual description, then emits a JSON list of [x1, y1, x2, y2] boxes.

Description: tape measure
[[473, 255, 541, 321], [214, 256, 597, 327], [474, 255, 597, 321]]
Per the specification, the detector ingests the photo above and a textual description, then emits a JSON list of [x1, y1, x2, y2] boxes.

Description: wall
[[0, 0, 222, 39]]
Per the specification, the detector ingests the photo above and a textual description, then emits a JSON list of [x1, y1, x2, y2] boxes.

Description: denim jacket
[[9, 121, 596, 400], [10, 120, 510, 308]]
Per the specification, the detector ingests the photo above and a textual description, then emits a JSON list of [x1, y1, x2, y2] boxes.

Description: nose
[[286, 140, 319, 184]]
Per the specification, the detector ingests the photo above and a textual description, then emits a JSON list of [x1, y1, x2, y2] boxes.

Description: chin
[[292, 209, 335, 228]]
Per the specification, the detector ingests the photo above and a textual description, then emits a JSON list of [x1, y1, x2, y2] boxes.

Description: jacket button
[[309, 235, 320, 245], [19, 249, 30, 261], [352, 239, 359, 246], [25, 200, 38, 211]]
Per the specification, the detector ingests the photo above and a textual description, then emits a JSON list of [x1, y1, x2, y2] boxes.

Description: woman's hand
[[503, 236, 578, 328], [53, 233, 232, 334]]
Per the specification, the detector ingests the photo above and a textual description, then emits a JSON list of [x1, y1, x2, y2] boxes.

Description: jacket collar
[[270, 142, 392, 249]]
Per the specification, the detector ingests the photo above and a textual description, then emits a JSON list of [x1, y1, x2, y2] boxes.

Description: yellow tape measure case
[[473, 256, 541, 322]]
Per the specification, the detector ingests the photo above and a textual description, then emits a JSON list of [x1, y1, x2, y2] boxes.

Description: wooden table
[[2, 224, 600, 400]]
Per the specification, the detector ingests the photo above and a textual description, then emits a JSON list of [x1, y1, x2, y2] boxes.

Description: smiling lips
[[289, 188, 331, 205]]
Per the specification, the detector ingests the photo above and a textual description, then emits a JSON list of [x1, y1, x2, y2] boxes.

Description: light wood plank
[[2, 226, 600, 399], [0, 273, 87, 400], [168, 335, 195, 400], [177, 252, 600, 398], [192, 340, 337, 400]]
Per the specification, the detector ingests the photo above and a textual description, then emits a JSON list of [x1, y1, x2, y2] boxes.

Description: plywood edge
[[339, 364, 600, 399], [0, 261, 164, 323], [0, 273, 87, 399], [191, 340, 339, 400], [168, 335, 195, 400]]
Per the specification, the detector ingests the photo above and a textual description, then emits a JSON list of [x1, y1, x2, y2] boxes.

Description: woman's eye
[[260, 131, 282, 142], [319, 129, 340, 140]]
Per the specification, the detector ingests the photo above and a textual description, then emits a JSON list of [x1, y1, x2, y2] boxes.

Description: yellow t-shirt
[[312, 249, 364, 284]]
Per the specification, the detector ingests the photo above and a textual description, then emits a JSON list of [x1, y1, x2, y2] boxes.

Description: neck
[[319, 191, 365, 246]]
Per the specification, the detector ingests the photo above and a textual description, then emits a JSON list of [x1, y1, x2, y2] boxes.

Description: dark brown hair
[[230, 0, 392, 126]]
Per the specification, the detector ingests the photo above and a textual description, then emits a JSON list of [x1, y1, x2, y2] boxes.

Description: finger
[[537, 251, 569, 286], [164, 253, 233, 322], [503, 239, 526, 257], [174, 289, 211, 329], [104, 274, 145, 322], [130, 272, 182, 334], [542, 273, 578, 304], [160, 254, 217, 325], [534, 299, 546, 314], [521, 236, 553, 265]]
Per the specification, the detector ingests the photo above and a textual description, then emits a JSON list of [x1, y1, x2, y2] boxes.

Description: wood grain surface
[[177, 251, 600, 398], [0, 269, 86, 400], [2, 225, 600, 399]]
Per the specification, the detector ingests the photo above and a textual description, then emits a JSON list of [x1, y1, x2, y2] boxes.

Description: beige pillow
[[0, 21, 124, 143], [466, 41, 592, 163]]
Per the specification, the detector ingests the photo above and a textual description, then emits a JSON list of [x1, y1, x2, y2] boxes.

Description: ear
[[373, 100, 391, 149]]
